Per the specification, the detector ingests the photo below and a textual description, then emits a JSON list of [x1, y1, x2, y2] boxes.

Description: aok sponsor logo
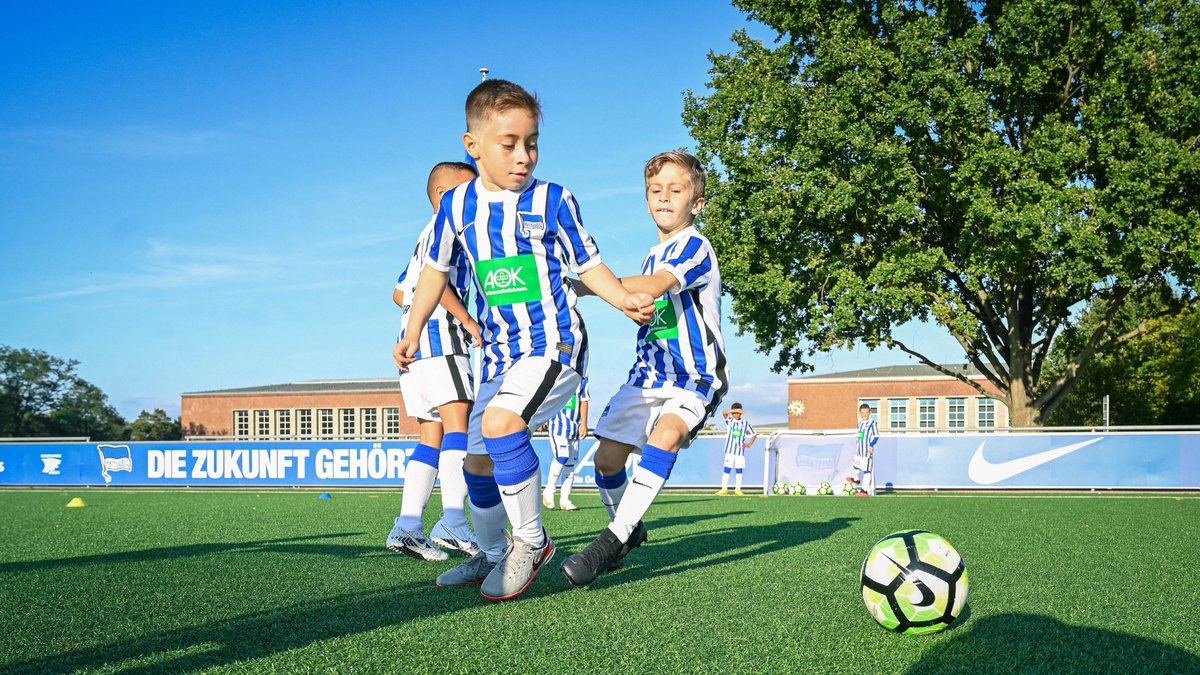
[[477, 255, 542, 306]]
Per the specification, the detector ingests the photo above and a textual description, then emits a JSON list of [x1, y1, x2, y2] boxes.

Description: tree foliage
[[1044, 290, 1200, 425], [128, 408, 183, 441], [684, 0, 1199, 425], [0, 346, 126, 440]]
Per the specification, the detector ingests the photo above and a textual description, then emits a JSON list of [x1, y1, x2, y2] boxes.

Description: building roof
[[183, 379, 400, 397], [788, 363, 984, 384]]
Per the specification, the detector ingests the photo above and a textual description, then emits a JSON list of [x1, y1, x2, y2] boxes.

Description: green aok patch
[[476, 255, 542, 307], [646, 299, 679, 341]]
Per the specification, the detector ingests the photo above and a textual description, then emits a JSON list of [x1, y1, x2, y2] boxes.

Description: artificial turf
[[1, 489, 1197, 673]]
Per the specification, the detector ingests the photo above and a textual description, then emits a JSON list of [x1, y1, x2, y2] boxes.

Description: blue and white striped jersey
[[426, 178, 602, 382], [722, 416, 756, 456], [396, 216, 474, 361], [547, 377, 589, 440], [856, 418, 880, 457], [624, 226, 728, 402]]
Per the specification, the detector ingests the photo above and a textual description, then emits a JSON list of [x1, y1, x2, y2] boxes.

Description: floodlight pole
[[480, 68, 489, 81], [1103, 394, 1110, 431]]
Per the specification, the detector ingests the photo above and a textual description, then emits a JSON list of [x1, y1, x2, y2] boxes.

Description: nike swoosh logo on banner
[[968, 437, 1103, 485]]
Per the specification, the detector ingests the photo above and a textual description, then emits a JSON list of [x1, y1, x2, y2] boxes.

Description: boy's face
[[429, 169, 477, 213], [463, 108, 539, 192], [731, 409, 743, 419], [859, 408, 871, 421], [646, 162, 704, 236]]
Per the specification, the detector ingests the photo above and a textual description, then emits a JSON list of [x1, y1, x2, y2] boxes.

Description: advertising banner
[[0, 435, 762, 489], [769, 432, 1200, 490]]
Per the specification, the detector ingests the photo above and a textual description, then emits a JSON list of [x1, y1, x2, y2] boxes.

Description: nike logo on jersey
[[967, 437, 1103, 485]]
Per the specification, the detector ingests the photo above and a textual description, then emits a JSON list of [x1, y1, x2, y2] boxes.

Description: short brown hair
[[644, 150, 706, 199], [465, 79, 542, 132]]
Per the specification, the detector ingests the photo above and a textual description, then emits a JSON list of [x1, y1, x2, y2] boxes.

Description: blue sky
[[0, 1, 959, 424]]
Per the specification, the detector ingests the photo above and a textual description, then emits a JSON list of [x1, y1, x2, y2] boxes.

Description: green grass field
[[1, 489, 1198, 673]]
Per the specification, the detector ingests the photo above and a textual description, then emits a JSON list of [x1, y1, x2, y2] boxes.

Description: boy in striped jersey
[[715, 402, 757, 496], [396, 80, 655, 601], [542, 377, 589, 511], [561, 151, 728, 587], [849, 403, 879, 496], [386, 161, 483, 562]]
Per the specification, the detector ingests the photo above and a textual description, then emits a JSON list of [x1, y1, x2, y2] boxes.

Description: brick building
[[787, 364, 1009, 431], [181, 380, 419, 439]]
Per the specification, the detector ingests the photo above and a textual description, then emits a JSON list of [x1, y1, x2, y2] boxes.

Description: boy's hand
[[622, 292, 655, 325], [464, 319, 483, 347], [394, 338, 419, 371]]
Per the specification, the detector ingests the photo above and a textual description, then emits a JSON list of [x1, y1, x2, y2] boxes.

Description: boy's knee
[[594, 444, 630, 476], [648, 416, 689, 451], [463, 453, 495, 476], [481, 407, 526, 439]]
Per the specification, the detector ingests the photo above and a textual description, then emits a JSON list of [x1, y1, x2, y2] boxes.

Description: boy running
[[386, 161, 482, 561], [715, 402, 757, 496], [542, 377, 589, 511], [561, 151, 727, 587], [396, 79, 654, 601]]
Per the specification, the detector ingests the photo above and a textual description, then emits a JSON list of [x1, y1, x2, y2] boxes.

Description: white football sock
[[608, 465, 665, 543], [735, 470, 744, 491], [398, 460, 437, 532], [499, 472, 545, 547], [470, 499, 509, 563], [545, 460, 564, 495], [560, 466, 575, 501], [721, 471, 730, 490], [598, 476, 628, 520], [437, 450, 469, 530]]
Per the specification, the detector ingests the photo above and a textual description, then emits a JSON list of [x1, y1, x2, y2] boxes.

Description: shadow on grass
[[578, 515, 858, 591], [0, 533, 369, 573], [903, 613, 1200, 673]]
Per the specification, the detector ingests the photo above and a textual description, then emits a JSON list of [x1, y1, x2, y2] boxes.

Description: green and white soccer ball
[[842, 481, 858, 496], [772, 481, 792, 496], [791, 482, 806, 495], [817, 481, 833, 495], [860, 530, 969, 635]]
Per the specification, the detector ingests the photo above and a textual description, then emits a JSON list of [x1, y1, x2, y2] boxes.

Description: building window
[[255, 410, 270, 438], [362, 408, 378, 438], [234, 410, 249, 438], [888, 399, 908, 429], [384, 407, 400, 437], [340, 408, 356, 438], [948, 398, 966, 431], [977, 397, 996, 429], [860, 399, 879, 422], [297, 409, 313, 439], [319, 409, 334, 438], [276, 410, 291, 439], [918, 398, 937, 430]]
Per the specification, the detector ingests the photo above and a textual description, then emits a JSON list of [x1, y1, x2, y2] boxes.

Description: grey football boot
[[435, 551, 497, 589], [479, 529, 556, 601]]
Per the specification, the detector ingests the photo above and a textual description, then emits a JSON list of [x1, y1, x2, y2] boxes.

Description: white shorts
[[467, 357, 582, 455], [550, 434, 579, 462], [594, 383, 712, 450], [399, 355, 473, 423], [723, 453, 746, 470]]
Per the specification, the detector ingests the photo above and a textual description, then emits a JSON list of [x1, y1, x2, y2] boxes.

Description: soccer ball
[[772, 481, 792, 496], [791, 482, 806, 495], [842, 481, 858, 496], [860, 530, 969, 635], [817, 481, 833, 495]]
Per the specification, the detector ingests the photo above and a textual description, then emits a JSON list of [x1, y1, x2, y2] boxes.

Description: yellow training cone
[[66, 498, 86, 508]]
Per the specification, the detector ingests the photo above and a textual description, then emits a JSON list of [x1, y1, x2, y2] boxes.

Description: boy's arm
[[439, 286, 481, 345], [573, 269, 679, 301], [578, 399, 589, 440], [577, 265, 655, 324], [396, 267, 450, 370], [392, 288, 405, 308]]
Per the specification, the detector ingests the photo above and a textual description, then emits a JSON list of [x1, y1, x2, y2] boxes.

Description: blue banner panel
[[0, 436, 754, 489], [770, 432, 1200, 489]]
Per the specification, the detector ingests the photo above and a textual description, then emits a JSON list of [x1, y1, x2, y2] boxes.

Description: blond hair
[[465, 79, 542, 132], [644, 151, 706, 199]]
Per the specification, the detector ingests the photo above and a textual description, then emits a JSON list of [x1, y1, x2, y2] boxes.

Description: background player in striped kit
[[849, 402, 879, 496], [561, 151, 728, 587], [396, 79, 654, 601], [386, 162, 483, 561], [715, 402, 757, 496], [542, 377, 589, 511]]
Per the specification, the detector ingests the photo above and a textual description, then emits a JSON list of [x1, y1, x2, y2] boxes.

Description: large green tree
[[685, 0, 1199, 426], [128, 408, 183, 441], [0, 346, 126, 440]]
